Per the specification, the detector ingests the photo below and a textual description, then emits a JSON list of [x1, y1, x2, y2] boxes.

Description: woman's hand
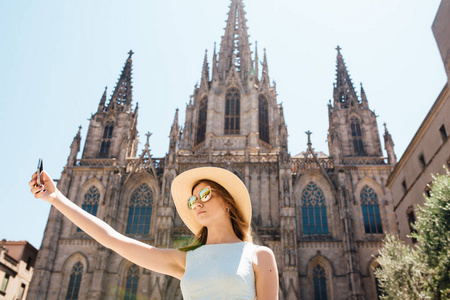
[[29, 171, 58, 203]]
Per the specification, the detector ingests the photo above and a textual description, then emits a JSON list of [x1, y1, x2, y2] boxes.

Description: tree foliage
[[375, 170, 450, 300]]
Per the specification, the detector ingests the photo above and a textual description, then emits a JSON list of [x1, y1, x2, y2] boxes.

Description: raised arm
[[30, 171, 186, 279]]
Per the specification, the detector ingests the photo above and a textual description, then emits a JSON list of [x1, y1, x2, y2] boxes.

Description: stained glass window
[[124, 265, 139, 300], [126, 184, 153, 235], [360, 185, 383, 234], [225, 88, 240, 134], [196, 97, 207, 145], [65, 262, 83, 300], [301, 182, 329, 235], [350, 116, 365, 156], [258, 94, 269, 144], [77, 186, 100, 232], [313, 265, 328, 300]]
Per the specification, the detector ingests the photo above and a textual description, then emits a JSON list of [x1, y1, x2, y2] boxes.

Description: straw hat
[[171, 167, 252, 235]]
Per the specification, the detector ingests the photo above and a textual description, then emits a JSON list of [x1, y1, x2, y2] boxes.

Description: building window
[[99, 141, 111, 158], [124, 265, 140, 300], [401, 180, 407, 195], [301, 182, 329, 235], [103, 122, 114, 139], [99, 121, 114, 158], [419, 154, 426, 169], [126, 184, 153, 235], [224, 87, 240, 134], [0, 274, 9, 292], [17, 283, 26, 300], [440, 124, 448, 142], [313, 265, 328, 300], [65, 262, 83, 300], [77, 186, 100, 232], [350, 116, 365, 156], [374, 266, 384, 299], [407, 208, 417, 244], [360, 185, 383, 234], [195, 97, 207, 145], [258, 94, 270, 144]]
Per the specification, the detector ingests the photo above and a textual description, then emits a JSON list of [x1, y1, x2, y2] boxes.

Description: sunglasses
[[188, 186, 213, 210]]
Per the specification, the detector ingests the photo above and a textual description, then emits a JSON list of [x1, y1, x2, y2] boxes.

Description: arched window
[[103, 122, 114, 139], [374, 266, 384, 299], [195, 97, 207, 145], [124, 264, 139, 300], [126, 184, 153, 235], [224, 87, 240, 134], [301, 182, 329, 235], [350, 116, 365, 156], [258, 94, 269, 144], [99, 121, 114, 158], [65, 262, 83, 300], [77, 186, 100, 232], [313, 264, 328, 300], [360, 185, 383, 234]]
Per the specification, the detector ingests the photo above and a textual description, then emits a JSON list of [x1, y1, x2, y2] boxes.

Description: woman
[[30, 166, 279, 299]]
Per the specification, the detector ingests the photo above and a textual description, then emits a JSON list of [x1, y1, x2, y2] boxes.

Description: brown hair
[[179, 179, 252, 251]]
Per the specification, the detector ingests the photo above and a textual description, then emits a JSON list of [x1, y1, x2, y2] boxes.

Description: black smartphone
[[37, 158, 43, 185]]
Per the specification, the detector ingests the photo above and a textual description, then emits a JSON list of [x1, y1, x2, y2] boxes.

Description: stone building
[[0, 240, 38, 300], [28, 0, 399, 299], [386, 0, 450, 246]]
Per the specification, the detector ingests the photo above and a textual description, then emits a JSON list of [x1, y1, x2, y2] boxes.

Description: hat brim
[[171, 167, 252, 236]]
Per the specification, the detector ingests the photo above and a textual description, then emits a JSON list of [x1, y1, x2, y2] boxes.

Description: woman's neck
[[205, 223, 241, 245]]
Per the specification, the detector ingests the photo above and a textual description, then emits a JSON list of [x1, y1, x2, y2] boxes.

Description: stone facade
[[28, 1, 400, 299], [0, 240, 38, 300], [387, 1, 450, 246]]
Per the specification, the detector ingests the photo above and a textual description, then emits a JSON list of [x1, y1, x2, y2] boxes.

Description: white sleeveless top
[[181, 242, 258, 300]]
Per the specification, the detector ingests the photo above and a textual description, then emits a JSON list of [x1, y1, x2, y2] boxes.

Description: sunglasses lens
[[199, 187, 211, 202], [188, 196, 197, 210], [188, 187, 212, 210]]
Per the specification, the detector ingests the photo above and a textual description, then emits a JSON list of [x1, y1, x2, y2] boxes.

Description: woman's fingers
[[31, 185, 46, 196]]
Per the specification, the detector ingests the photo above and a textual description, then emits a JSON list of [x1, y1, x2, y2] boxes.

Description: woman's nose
[[192, 200, 204, 209]]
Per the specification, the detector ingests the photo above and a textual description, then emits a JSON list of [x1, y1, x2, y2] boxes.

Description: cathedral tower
[[29, 2, 401, 300], [180, 0, 287, 155], [328, 46, 384, 164]]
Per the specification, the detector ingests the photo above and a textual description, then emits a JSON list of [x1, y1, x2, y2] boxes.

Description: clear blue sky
[[0, 0, 445, 248]]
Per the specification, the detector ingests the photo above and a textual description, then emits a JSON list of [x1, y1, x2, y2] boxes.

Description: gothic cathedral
[[28, 1, 398, 299]]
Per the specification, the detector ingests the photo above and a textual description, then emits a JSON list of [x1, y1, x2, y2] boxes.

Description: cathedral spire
[[383, 123, 397, 165], [260, 48, 270, 84], [360, 82, 369, 109], [107, 50, 134, 112], [218, 0, 252, 81], [252, 41, 259, 78], [97, 86, 107, 113], [200, 50, 210, 87], [212, 42, 219, 81], [67, 126, 82, 166], [334, 46, 358, 109], [169, 108, 180, 155]]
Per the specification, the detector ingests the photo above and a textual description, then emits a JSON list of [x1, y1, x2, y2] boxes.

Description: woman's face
[[190, 181, 230, 227]]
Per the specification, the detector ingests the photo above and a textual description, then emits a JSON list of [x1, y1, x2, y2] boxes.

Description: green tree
[[375, 170, 450, 300]]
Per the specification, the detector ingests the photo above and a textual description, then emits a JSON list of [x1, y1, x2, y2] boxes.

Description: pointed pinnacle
[[145, 132, 152, 148], [306, 130, 312, 146]]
